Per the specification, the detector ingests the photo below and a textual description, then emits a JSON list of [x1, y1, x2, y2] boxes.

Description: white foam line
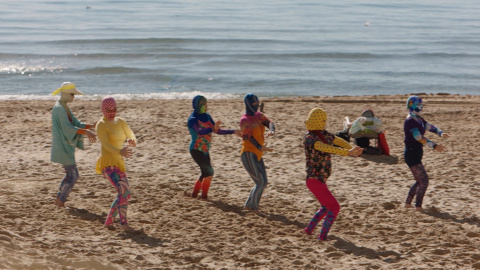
[[0, 92, 243, 101]]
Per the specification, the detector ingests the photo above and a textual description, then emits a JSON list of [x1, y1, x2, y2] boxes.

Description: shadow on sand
[[360, 154, 399, 165], [331, 236, 404, 262]]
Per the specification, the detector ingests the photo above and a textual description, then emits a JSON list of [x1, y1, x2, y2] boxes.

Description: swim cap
[[407, 95, 423, 114], [244, 94, 260, 116], [192, 95, 207, 114], [306, 108, 327, 130]]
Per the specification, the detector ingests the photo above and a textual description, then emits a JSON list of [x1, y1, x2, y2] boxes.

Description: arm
[[212, 117, 235, 135], [188, 118, 213, 135], [425, 122, 444, 137], [54, 106, 81, 142], [121, 119, 137, 147], [410, 127, 437, 149], [216, 128, 235, 135], [314, 141, 349, 156], [333, 136, 353, 150], [262, 115, 275, 137]]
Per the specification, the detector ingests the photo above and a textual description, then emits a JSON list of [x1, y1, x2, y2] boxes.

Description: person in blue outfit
[[187, 95, 241, 199], [51, 82, 97, 207], [403, 95, 449, 212]]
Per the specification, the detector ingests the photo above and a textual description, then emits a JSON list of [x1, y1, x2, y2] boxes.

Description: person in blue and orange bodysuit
[[187, 95, 241, 199], [303, 108, 363, 241], [403, 95, 449, 212]]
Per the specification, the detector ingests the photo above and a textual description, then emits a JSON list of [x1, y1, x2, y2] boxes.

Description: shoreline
[[1, 92, 480, 101]]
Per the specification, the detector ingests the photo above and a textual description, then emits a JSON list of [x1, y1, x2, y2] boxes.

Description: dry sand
[[0, 94, 479, 270]]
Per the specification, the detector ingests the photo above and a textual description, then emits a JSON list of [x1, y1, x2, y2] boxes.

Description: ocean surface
[[1, 0, 479, 100]]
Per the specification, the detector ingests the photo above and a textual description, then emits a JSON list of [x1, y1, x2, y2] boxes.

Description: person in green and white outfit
[[51, 82, 97, 207]]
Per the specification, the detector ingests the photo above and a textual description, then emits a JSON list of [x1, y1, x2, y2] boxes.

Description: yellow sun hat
[[51, 82, 84, 96], [305, 108, 327, 130]]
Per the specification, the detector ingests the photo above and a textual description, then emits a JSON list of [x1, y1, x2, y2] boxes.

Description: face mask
[[102, 97, 117, 121], [192, 95, 207, 114], [244, 94, 260, 116], [407, 96, 423, 115], [306, 108, 327, 130], [198, 101, 207, 114], [60, 92, 74, 103]]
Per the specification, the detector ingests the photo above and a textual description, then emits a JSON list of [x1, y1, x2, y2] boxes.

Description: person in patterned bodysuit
[[403, 95, 449, 212], [187, 95, 240, 199], [303, 108, 363, 240]]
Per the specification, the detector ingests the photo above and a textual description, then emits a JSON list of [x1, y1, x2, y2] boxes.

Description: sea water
[[0, 0, 479, 100]]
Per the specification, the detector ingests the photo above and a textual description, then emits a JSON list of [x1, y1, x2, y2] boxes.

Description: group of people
[[51, 81, 448, 240], [51, 82, 137, 232]]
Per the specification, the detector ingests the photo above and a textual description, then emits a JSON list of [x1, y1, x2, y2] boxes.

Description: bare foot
[[56, 201, 65, 208], [404, 203, 414, 209], [415, 207, 424, 212]]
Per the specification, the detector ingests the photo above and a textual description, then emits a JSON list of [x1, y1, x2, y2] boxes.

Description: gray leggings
[[57, 164, 79, 203], [241, 152, 268, 210]]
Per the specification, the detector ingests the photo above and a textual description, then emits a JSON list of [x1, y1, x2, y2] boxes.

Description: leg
[[410, 164, 429, 209], [103, 167, 131, 227], [304, 206, 327, 234], [56, 164, 79, 206], [241, 152, 268, 211], [190, 150, 214, 199], [200, 176, 212, 199], [405, 182, 418, 206], [305, 179, 340, 240]]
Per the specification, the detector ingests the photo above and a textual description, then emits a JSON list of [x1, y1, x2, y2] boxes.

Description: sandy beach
[[1, 94, 479, 270]]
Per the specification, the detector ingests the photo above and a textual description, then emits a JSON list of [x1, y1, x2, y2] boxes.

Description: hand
[[434, 144, 446, 152], [234, 129, 242, 137], [348, 146, 363, 157], [85, 130, 97, 143], [120, 146, 134, 158], [214, 120, 222, 132], [89, 122, 98, 129], [127, 139, 136, 147], [261, 143, 274, 152], [441, 133, 449, 139], [265, 131, 275, 138]]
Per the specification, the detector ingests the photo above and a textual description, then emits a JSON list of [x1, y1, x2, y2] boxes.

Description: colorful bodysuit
[[96, 116, 136, 226], [404, 113, 443, 208], [303, 108, 352, 241], [240, 94, 275, 211], [188, 95, 235, 198]]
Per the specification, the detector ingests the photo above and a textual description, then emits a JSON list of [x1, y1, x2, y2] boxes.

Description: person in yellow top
[[239, 94, 275, 215], [95, 97, 136, 232]]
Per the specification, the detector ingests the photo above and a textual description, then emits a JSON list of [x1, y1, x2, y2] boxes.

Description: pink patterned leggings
[[304, 179, 340, 240], [102, 167, 131, 226]]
